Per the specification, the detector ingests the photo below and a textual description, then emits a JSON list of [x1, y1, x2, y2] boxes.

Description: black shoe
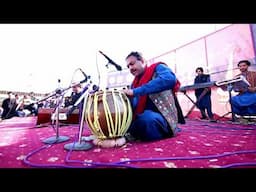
[[209, 118, 217, 123]]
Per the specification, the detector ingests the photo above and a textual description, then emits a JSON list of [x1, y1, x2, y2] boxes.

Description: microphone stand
[[42, 78, 88, 144], [64, 84, 98, 151], [33, 81, 85, 109], [99, 50, 122, 71], [216, 83, 236, 122], [43, 89, 70, 144]]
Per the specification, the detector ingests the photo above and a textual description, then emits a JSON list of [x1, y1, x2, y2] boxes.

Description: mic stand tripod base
[[43, 135, 70, 144], [64, 141, 93, 151], [216, 83, 237, 122]]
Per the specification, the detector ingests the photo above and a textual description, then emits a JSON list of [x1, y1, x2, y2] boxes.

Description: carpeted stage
[[0, 116, 256, 168]]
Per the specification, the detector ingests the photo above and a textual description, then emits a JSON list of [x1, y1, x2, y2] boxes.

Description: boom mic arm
[[99, 50, 122, 71], [79, 68, 88, 83]]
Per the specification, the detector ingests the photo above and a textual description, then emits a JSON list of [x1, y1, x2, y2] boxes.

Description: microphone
[[92, 84, 99, 91], [90, 84, 99, 93], [79, 68, 88, 83], [99, 50, 122, 71], [55, 88, 63, 95]]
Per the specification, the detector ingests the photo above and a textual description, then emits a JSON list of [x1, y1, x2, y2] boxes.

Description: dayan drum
[[84, 90, 133, 148]]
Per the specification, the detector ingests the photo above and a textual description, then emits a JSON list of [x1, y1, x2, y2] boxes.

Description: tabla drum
[[84, 90, 132, 147]]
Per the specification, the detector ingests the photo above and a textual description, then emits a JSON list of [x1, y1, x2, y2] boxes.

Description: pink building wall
[[155, 24, 255, 118], [106, 24, 256, 118]]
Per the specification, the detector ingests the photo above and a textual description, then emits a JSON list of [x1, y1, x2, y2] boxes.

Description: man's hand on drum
[[123, 89, 134, 97]]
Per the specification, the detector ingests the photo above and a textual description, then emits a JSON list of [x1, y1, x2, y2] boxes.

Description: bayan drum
[[84, 90, 132, 148]]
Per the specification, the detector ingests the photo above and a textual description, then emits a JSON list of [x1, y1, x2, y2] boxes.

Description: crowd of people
[[0, 82, 92, 122], [0, 92, 39, 120], [0, 84, 85, 121]]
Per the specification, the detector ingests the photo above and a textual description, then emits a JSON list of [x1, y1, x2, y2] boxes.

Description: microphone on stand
[[91, 84, 99, 93], [55, 79, 63, 94], [99, 50, 122, 71], [43, 79, 70, 144]]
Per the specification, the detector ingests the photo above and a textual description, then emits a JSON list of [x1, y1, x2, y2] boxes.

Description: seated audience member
[[27, 92, 40, 115], [1, 92, 18, 119], [230, 60, 256, 116], [15, 94, 27, 117], [0, 106, 3, 120], [15, 94, 32, 117], [65, 83, 84, 115], [16, 94, 38, 116]]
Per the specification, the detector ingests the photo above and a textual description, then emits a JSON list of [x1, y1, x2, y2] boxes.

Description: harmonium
[[36, 108, 79, 125], [215, 75, 251, 92]]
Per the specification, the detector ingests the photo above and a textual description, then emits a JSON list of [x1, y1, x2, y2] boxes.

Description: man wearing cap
[[65, 83, 84, 115]]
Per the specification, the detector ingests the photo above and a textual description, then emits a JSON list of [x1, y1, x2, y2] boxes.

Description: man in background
[[64, 83, 84, 116], [1, 92, 18, 119], [194, 67, 216, 122], [230, 60, 256, 116]]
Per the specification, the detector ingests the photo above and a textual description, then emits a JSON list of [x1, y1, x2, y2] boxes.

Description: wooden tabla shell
[[84, 90, 132, 140]]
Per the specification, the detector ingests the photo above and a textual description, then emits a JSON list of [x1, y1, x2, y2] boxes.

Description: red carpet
[[0, 116, 256, 168]]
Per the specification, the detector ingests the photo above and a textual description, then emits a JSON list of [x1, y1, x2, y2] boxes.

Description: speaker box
[[36, 108, 80, 125]]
